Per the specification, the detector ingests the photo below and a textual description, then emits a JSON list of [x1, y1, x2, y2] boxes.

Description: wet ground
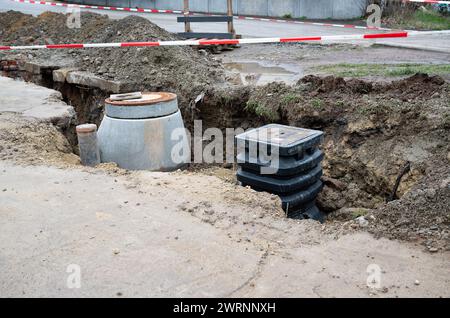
[[224, 61, 302, 86], [220, 43, 450, 81]]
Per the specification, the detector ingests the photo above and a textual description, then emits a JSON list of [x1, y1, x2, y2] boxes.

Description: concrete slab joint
[[65, 71, 122, 93]]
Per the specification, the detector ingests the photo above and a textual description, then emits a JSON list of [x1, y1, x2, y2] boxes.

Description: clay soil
[[0, 11, 449, 252]]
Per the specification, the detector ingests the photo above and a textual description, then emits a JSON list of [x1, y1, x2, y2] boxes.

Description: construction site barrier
[[1, 30, 449, 51]]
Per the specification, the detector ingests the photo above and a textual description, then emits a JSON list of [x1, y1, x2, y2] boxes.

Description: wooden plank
[[109, 92, 142, 101], [178, 32, 234, 39], [227, 0, 235, 35], [177, 16, 233, 23], [183, 0, 191, 33]]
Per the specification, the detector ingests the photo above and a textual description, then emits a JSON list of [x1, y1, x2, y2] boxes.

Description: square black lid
[[235, 124, 323, 156]]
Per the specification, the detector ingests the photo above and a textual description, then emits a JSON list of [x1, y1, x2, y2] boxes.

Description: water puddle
[[224, 61, 302, 86]]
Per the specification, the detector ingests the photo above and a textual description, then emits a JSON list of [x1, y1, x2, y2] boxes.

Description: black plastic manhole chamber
[[235, 124, 325, 222]]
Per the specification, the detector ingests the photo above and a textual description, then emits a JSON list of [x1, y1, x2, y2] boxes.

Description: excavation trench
[[3, 62, 449, 216]]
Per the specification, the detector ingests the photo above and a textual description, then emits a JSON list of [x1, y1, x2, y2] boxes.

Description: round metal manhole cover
[[142, 94, 165, 101], [104, 92, 179, 119], [105, 92, 177, 106]]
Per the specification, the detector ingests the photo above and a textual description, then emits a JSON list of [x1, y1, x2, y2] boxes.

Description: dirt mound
[[369, 158, 450, 251], [0, 11, 171, 45], [195, 74, 449, 250], [0, 11, 109, 45], [376, 73, 446, 100], [0, 11, 225, 119], [299, 73, 445, 100], [299, 75, 373, 95], [0, 114, 79, 166]]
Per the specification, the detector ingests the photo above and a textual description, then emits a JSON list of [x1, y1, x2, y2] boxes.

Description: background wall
[[71, 0, 369, 19]]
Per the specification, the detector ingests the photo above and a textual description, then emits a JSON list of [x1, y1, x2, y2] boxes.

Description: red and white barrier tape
[[404, 0, 450, 4], [8, 0, 396, 31], [1, 30, 449, 51], [9, 0, 184, 14]]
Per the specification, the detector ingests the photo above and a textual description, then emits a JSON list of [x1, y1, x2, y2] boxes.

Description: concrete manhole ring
[[104, 92, 179, 119]]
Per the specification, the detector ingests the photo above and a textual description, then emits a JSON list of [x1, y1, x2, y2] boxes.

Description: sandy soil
[[1, 160, 449, 297]]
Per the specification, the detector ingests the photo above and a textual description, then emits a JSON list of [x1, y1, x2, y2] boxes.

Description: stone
[[0, 76, 75, 127], [52, 68, 77, 83], [66, 71, 122, 93], [321, 176, 347, 191], [332, 207, 373, 221], [356, 216, 369, 227], [21, 61, 42, 75]]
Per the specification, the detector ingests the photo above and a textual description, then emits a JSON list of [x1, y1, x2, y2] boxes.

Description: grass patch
[[336, 100, 345, 107], [312, 63, 450, 78], [352, 209, 369, 219], [311, 99, 323, 109], [245, 100, 279, 121], [392, 10, 450, 30]]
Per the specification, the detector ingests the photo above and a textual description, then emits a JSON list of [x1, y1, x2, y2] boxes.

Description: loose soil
[[0, 10, 226, 128], [0, 11, 449, 252]]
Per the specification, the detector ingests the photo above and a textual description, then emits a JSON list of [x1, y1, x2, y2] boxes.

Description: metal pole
[[184, 0, 192, 33], [227, 0, 235, 36]]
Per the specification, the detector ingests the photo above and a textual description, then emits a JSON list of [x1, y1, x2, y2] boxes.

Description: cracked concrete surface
[[0, 163, 262, 297], [1, 162, 449, 297], [0, 76, 74, 124]]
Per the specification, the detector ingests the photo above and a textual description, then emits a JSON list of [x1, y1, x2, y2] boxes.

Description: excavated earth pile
[[0, 11, 225, 128], [0, 11, 449, 251]]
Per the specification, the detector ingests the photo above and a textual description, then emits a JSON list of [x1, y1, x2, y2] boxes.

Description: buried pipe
[[387, 161, 411, 202], [76, 124, 101, 167]]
